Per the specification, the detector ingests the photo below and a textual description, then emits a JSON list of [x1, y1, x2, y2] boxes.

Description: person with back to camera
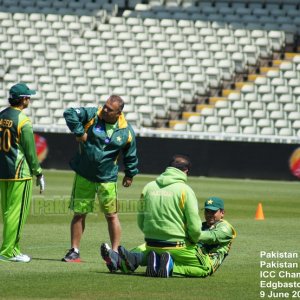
[[0, 83, 45, 263], [101, 156, 236, 277], [129, 197, 237, 276], [102, 154, 213, 277]]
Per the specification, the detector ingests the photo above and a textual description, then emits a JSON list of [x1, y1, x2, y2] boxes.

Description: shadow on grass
[[32, 257, 69, 262], [94, 271, 191, 279], [95, 270, 145, 277]]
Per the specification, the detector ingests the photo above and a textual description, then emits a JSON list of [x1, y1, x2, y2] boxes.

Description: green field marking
[[0, 170, 299, 300]]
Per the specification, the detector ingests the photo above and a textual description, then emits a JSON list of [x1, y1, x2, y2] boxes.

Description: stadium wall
[[38, 132, 298, 181]]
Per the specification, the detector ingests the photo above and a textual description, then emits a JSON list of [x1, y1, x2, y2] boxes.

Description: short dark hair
[[108, 95, 124, 112], [8, 97, 23, 107], [169, 154, 192, 173]]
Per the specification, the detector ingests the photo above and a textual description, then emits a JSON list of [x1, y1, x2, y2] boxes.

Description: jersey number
[[0, 128, 11, 152]]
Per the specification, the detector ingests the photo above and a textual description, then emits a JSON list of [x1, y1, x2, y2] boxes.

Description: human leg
[[100, 243, 136, 273], [118, 245, 143, 272], [71, 213, 86, 249], [105, 213, 121, 251], [129, 243, 148, 265], [97, 182, 120, 251], [167, 245, 212, 277], [62, 174, 96, 262], [62, 213, 87, 262], [100, 242, 121, 272], [137, 245, 212, 278], [100, 243, 145, 273], [127, 247, 174, 278], [101, 242, 212, 277], [0, 180, 32, 260]]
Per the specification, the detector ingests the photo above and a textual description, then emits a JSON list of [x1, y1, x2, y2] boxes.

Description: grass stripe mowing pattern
[[0, 170, 299, 300]]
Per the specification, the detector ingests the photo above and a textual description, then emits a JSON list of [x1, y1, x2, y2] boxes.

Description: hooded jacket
[[137, 167, 201, 244]]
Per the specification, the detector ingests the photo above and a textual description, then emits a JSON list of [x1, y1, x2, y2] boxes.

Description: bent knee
[[105, 212, 118, 219], [73, 213, 87, 220]]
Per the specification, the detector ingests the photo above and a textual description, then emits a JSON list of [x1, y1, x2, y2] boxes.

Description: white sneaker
[[9, 253, 31, 263]]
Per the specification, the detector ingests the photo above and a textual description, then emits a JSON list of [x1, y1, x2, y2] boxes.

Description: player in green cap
[[0, 83, 45, 263], [199, 196, 237, 273], [102, 155, 214, 277], [101, 194, 236, 277]]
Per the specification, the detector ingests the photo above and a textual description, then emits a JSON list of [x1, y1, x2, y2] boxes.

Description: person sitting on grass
[[102, 154, 208, 278], [101, 195, 236, 277], [101, 154, 236, 277], [197, 197, 237, 273]]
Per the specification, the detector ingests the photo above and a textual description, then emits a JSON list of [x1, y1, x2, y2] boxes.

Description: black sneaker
[[62, 248, 81, 263], [157, 252, 173, 278], [100, 243, 120, 272], [145, 251, 159, 277], [118, 245, 142, 273]]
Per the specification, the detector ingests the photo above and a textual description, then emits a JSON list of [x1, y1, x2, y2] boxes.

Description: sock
[[73, 248, 79, 254]]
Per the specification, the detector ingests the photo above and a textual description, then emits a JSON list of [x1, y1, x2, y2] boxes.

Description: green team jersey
[[64, 106, 138, 183], [138, 167, 201, 244], [0, 107, 42, 180], [199, 219, 237, 272]]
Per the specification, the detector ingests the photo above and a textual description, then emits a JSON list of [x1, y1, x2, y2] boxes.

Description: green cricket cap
[[204, 197, 224, 211], [9, 83, 36, 100]]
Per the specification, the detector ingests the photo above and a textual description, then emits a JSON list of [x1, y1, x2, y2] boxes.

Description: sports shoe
[[118, 245, 142, 273], [0, 253, 31, 263], [11, 253, 31, 263], [145, 251, 159, 277], [0, 255, 9, 262], [157, 252, 173, 278], [100, 243, 120, 272], [62, 248, 81, 262]]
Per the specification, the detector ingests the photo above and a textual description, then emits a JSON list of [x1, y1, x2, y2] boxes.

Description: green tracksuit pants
[[0, 180, 32, 258], [133, 243, 212, 277]]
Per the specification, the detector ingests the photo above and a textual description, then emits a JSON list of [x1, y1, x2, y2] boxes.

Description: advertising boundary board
[[37, 132, 298, 181]]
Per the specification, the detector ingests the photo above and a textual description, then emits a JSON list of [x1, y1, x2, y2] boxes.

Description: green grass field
[[0, 170, 300, 300]]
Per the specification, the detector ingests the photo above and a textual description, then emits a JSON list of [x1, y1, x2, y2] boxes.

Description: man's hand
[[36, 174, 45, 194], [122, 176, 133, 188], [76, 133, 87, 143]]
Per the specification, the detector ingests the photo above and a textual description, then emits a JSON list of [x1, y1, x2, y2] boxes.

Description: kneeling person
[[101, 155, 213, 277], [101, 196, 236, 277]]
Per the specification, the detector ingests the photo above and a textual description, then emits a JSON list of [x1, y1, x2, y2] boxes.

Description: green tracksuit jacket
[[138, 167, 201, 244], [0, 106, 42, 258], [64, 106, 138, 183], [199, 219, 237, 272], [0, 107, 42, 180]]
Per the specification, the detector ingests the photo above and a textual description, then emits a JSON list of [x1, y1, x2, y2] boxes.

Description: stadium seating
[[0, 0, 300, 141]]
